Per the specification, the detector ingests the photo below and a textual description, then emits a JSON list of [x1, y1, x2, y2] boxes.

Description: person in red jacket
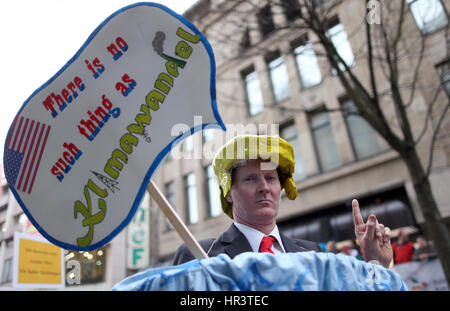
[[392, 229, 414, 264]]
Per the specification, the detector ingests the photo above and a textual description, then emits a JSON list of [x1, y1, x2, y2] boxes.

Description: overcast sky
[[0, 0, 198, 165]]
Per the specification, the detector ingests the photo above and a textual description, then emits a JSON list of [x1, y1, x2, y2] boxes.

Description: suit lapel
[[218, 224, 253, 259], [211, 224, 310, 258], [280, 232, 309, 253]]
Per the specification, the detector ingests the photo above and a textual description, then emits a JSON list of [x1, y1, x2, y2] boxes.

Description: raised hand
[[352, 199, 393, 268]]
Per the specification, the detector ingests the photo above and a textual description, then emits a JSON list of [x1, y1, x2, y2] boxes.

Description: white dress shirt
[[234, 222, 286, 254]]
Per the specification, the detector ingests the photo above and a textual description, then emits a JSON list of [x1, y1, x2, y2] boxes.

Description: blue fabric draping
[[113, 251, 407, 291]]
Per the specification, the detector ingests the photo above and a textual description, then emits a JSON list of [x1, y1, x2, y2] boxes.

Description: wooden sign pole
[[147, 180, 208, 260]]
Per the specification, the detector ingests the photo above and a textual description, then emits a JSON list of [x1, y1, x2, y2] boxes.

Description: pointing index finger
[[352, 199, 365, 227]]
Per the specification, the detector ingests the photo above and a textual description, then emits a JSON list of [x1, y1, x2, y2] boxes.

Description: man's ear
[[226, 193, 233, 204]]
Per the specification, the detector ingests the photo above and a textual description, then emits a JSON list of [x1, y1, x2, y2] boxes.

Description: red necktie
[[259, 236, 276, 254]]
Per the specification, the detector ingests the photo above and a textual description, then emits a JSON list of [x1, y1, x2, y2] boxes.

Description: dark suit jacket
[[172, 224, 322, 265]]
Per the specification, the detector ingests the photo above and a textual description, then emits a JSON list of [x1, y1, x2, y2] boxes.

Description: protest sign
[[3, 3, 225, 251], [13, 232, 65, 289]]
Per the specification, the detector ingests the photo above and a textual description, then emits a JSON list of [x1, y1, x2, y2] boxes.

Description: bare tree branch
[[414, 84, 443, 146], [426, 101, 450, 177], [405, 33, 427, 108], [366, 0, 379, 105]]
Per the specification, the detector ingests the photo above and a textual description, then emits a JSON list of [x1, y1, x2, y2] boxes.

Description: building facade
[[151, 0, 450, 265]]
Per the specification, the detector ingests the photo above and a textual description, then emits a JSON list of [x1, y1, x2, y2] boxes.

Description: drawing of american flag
[[4, 116, 51, 194]]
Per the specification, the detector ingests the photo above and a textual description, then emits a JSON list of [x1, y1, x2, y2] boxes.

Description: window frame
[[407, 0, 449, 35], [257, 4, 276, 39], [436, 59, 450, 99], [340, 98, 381, 160], [184, 172, 199, 225], [1, 257, 12, 284], [279, 120, 307, 182], [326, 21, 355, 73], [242, 68, 265, 116], [205, 164, 222, 218], [164, 181, 176, 231], [293, 40, 323, 89], [308, 109, 341, 172], [267, 54, 290, 103]]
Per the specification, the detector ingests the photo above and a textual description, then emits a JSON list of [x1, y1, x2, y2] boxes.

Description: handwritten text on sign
[[13, 232, 65, 289], [3, 3, 224, 250]]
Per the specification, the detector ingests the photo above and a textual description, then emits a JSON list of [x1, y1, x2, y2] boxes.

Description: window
[[1, 258, 12, 284], [202, 128, 215, 143], [341, 99, 380, 160], [240, 27, 251, 51], [436, 60, 450, 98], [164, 181, 176, 231], [64, 247, 107, 286], [268, 56, 290, 103], [281, 0, 301, 22], [407, 0, 448, 35], [257, 4, 275, 38], [183, 134, 194, 153], [206, 164, 222, 218], [244, 70, 264, 115], [280, 122, 306, 181], [326, 23, 355, 72], [294, 41, 322, 88], [165, 148, 173, 161], [309, 110, 341, 171], [185, 173, 199, 224], [0, 186, 9, 211]]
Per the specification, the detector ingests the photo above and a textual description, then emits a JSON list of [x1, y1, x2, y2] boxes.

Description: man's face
[[227, 160, 282, 228]]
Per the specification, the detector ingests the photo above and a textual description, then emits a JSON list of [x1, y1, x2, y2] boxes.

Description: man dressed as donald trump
[[173, 134, 393, 268], [114, 135, 405, 291]]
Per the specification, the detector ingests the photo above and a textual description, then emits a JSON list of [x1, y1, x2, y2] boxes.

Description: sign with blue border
[[3, 2, 225, 250]]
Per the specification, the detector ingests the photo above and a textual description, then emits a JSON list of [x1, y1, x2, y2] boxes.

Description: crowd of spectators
[[322, 229, 437, 266]]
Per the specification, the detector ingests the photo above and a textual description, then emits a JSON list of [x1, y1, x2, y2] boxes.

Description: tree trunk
[[402, 147, 450, 287]]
